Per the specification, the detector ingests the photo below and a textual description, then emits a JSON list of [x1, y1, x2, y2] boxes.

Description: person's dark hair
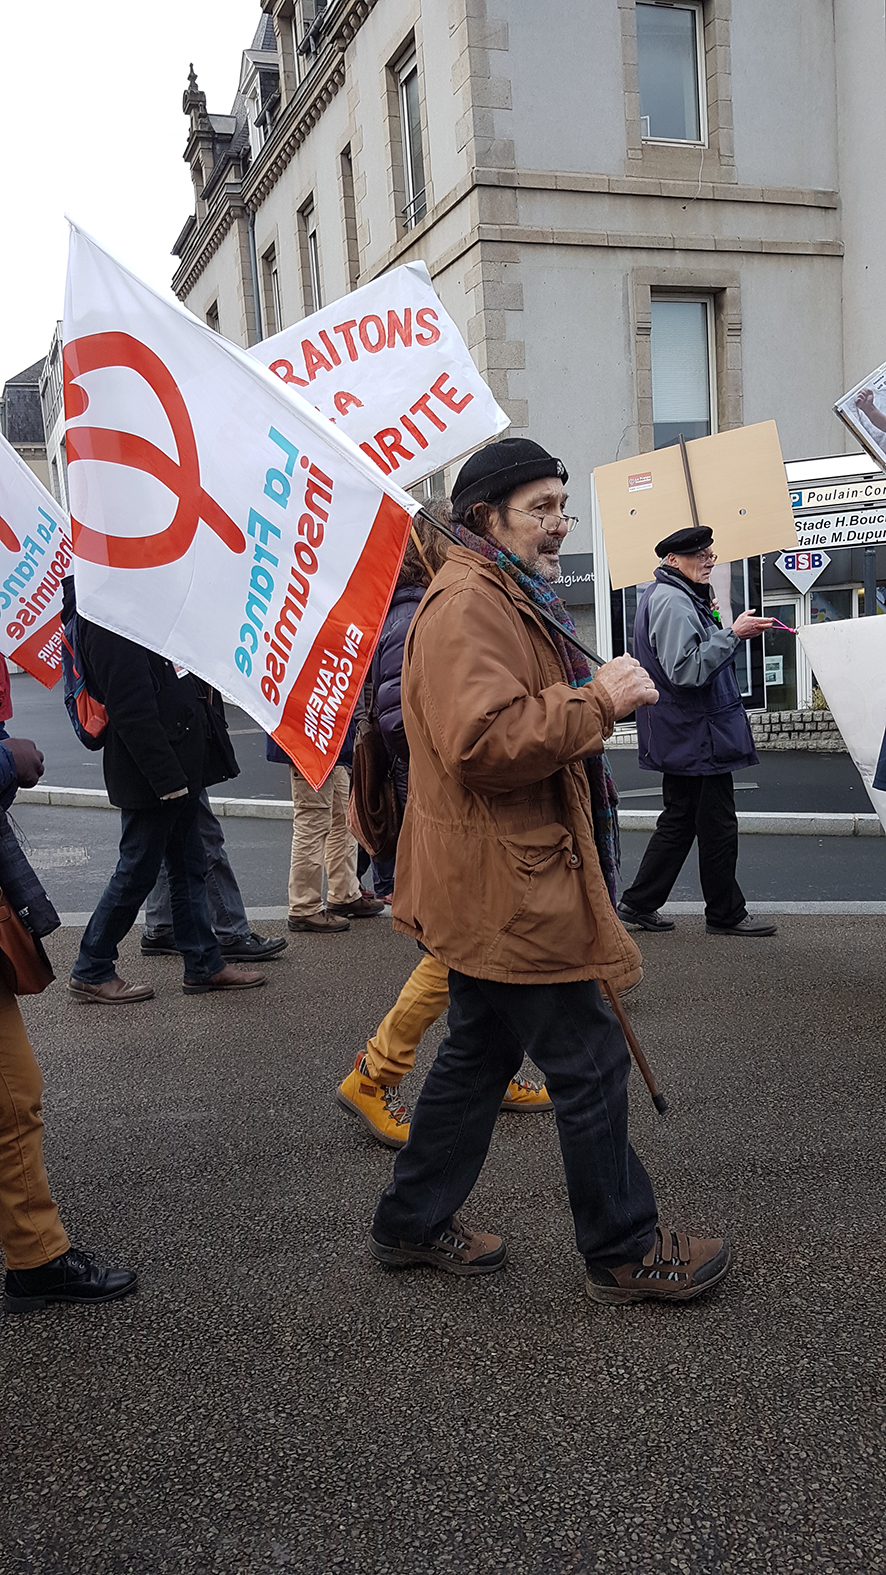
[[450, 489, 513, 539], [397, 503, 450, 589]]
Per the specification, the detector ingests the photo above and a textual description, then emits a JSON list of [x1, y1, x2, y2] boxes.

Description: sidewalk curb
[[16, 786, 294, 820], [619, 809, 884, 836], [13, 786, 886, 836]]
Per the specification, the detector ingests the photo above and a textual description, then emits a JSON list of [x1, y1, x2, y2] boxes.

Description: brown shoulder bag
[[347, 712, 403, 862], [0, 890, 55, 995]]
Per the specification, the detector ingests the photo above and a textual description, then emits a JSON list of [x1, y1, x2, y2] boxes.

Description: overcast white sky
[[1, 1, 260, 391]]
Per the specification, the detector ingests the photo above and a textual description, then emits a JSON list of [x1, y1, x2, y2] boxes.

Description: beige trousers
[[0, 980, 69, 1270], [288, 764, 361, 917]]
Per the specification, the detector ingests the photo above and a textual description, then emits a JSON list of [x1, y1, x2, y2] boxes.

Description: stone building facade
[[170, 0, 886, 680]]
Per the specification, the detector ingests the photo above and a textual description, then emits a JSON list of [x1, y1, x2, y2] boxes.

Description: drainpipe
[[246, 206, 263, 345]]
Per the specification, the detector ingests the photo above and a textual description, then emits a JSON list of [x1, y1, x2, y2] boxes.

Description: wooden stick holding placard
[[678, 433, 702, 534]]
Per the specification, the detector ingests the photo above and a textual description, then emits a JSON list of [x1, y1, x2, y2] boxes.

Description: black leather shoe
[[140, 930, 180, 956], [219, 931, 286, 961], [617, 902, 675, 933], [4, 1247, 138, 1313]]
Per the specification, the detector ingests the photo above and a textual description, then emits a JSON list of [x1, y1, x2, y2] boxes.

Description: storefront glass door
[[763, 600, 799, 710]]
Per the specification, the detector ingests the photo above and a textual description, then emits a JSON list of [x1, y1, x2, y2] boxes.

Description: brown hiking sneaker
[[369, 1216, 507, 1277], [585, 1224, 731, 1305]]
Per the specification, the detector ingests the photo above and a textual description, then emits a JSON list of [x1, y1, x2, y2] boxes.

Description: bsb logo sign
[[251, 262, 509, 488], [62, 223, 419, 787], [0, 430, 69, 687]]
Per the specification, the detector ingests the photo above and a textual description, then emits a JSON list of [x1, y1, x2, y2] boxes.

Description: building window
[[397, 50, 427, 229], [261, 245, 282, 336], [636, 2, 705, 144], [299, 200, 322, 313], [206, 300, 220, 334], [650, 296, 715, 449]]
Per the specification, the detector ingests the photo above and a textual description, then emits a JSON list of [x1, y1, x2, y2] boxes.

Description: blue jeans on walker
[[373, 970, 658, 1267], [144, 790, 248, 943], [73, 797, 224, 984]]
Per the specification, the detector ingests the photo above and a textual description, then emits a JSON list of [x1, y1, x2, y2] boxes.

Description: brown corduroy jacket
[[390, 544, 642, 989]]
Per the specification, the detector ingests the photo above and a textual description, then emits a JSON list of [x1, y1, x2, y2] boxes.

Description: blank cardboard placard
[[594, 420, 798, 590]]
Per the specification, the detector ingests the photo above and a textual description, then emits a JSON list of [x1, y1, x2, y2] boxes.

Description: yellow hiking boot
[[337, 1054, 411, 1149], [500, 1074, 552, 1113]]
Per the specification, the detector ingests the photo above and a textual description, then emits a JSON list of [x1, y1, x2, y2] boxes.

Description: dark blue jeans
[[73, 797, 224, 984], [373, 970, 658, 1267]]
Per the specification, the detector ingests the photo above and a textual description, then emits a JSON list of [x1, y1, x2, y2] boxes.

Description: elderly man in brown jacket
[[369, 438, 731, 1304]]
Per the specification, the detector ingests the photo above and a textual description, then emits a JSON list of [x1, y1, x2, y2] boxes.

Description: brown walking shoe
[[585, 1224, 731, 1305], [182, 964, 266, 994], [68, 974, 154, 1005], [327, 893, 386, 919], [369, 1216, 507, 1277], [288, 911, 350, 933]]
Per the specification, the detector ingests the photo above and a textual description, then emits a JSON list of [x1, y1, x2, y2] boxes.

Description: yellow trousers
[[365, 953, 450, 1086], [0, 980, 69, 1269]]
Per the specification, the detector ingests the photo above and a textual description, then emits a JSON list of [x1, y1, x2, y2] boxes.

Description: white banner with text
[[251, 263, 508, 488]]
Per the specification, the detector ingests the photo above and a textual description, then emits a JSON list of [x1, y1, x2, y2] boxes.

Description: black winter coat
[[78, 619, 211, 810], [370, 585, 425, 811]]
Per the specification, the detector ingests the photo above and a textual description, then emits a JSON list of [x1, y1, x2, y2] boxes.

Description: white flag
[[251, 263, 509, 488], [797, 617, 886, 829], [63, 224, 418, 788], [0, 430, 68, 686]]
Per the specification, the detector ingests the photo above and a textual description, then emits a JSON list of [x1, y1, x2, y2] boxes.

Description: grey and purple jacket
[[633, 566, 757, 776]]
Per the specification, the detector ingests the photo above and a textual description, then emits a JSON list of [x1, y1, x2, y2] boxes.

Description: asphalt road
[[9, 803, 885, 920], [3, 916, 884, 1574]]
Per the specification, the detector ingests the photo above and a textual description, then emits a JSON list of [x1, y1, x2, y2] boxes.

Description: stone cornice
[[244, 0, 377, 207], [172, 186, 246, 298], [171, 0, 377, 296], [473, 168, 839, 208]]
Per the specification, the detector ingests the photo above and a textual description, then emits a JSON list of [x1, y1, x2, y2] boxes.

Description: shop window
[[637, 2, 705, 144], [650, 296, 715, 449]]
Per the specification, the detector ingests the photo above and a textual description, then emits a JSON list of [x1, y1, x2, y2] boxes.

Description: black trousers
[[373, 971, 658, 1267], [621, 772, 747, 929]]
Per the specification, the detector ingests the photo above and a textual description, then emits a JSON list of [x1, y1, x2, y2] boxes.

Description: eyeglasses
[[691, 550, 718, 564], [506, 506, 578, 535]]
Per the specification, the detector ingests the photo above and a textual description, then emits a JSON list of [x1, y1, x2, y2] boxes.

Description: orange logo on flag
[[63, 332, 246, 568]]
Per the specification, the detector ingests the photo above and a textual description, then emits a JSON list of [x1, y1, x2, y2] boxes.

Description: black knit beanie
[[451, 438, 568, 513]]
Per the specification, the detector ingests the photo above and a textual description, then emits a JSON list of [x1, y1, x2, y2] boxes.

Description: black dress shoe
[[616, 902, 676, 933], [140, 930, 180, 956], [4, 1247, 138, 1313], [219, 931, 287, 961]]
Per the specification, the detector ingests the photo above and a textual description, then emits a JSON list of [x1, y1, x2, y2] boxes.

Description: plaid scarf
[[451, 522, 621, 907]]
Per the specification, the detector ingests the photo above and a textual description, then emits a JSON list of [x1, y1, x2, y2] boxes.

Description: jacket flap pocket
[[497, 823, 573, 869]]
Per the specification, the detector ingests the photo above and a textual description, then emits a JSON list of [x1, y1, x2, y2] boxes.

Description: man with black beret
[[368, 437, 732, 1305], [618, 524, 776, 936]]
